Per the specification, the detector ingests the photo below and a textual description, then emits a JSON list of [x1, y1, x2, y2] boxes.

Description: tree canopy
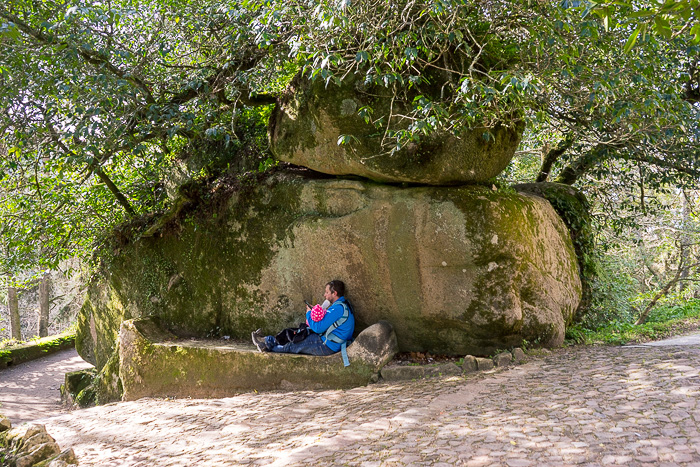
[[0, 0, 698, 275]]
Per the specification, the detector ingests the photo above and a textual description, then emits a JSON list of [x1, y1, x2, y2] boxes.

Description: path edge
[[0, 332, 76, 369]]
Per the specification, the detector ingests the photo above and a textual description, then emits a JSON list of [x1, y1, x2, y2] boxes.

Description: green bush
[[578, 254, 639, 330], [567, 299, 700, 346], [645, 299, 700, 323]]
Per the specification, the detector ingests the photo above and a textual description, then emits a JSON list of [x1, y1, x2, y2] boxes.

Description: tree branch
[[42, 114, 136, 216], [626, 153, 700, 179], [536, 133, 574, 183], [554, 144, 609, 185], [165, 50, 269, 106], [92, 166, 136, 216], [635, 244, 700, 325], [0, 10, 156, 104]]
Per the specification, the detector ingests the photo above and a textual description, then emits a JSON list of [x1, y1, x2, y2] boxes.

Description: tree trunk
[[9, 283, 21, 340], [37, 272, 50, 337], [536, 134, 574, 183], [640, 243, 662, 286], [678, 192, 692, 293], [634, 272, 680, 325], [555, 144, 610, 185], [92, 166, 136, 217], [635, 244, 699, 325]]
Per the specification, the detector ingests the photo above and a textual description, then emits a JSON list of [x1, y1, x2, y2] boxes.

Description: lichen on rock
[[514, 182, 595, 320]]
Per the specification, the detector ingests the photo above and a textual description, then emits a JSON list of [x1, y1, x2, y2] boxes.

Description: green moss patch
[[514, 182, 595, 320], [119, 318, 397, 399], [0, 332, 76, 369]]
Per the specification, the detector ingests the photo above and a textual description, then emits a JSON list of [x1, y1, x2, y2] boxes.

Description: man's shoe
[[251, 329, 267, 352]]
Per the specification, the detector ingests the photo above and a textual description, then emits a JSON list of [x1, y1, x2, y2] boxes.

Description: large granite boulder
[[270, 73, 523, 184], [77, 171, 581, 370]]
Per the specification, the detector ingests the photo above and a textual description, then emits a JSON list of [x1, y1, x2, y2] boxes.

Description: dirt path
[[0, 348, 93, 426]]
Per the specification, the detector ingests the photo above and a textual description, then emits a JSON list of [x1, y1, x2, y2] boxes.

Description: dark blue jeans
[[265, 333, 336, 356]]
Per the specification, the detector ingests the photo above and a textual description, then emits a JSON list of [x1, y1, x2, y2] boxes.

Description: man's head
[[324, 280, 345, 304]]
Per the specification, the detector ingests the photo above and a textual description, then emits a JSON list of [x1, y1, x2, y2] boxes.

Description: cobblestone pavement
[[37, 343, 700, 466]]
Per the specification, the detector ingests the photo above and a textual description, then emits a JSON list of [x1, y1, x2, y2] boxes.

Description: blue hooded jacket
[[305, 296, 355, 352]]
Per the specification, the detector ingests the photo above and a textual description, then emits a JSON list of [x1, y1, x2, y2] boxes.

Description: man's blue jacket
[[305, 296, 355, 352]]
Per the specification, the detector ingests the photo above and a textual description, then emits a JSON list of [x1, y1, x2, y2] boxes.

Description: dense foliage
[[0, 0, 698, 331]]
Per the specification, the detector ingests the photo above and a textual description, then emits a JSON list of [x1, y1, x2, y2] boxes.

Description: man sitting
[[252, 280, 354, 359]]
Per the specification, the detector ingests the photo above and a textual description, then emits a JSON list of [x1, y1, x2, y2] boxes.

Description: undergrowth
[[566, 299, 700, 345]]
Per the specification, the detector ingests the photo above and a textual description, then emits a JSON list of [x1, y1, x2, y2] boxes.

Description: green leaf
[[654, 16, 672, 39], [404, 47, 418, 60], [355, 51, 369, 63], [623, 27, 641, 53], [691, 23, 700, 43], [0, 22, 21, 41]]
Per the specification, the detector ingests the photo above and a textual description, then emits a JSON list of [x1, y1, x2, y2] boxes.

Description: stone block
[[119, 318, 399, 399], [15, 442, 61, 467], [62, 368, 96, 406], [48, 448, 78, 466], [381, 365, 427, 381], [22, 431, 55, 452], [493, 351, 513, 367], [0, 414, 11, 432], [5, 424, 45, 447], [436, 362, 463, 376], [461, 355, 478, 373], [476, 357, 494, 371], [512, 348, 526, 363], [2, 424, 78, 467]]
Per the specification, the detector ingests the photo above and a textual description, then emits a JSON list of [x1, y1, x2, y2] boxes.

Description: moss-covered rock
[[0, 424, 77, 467], [61, 352, 121, 408], [73, 384, 97, 409], [514, 182, 595, 320], [0, 415, 11, 433], [270, 73, 523, 185], [0, 333, 75, 369], [95, 349, 123, 404], [61, 368, 96, 407], [118, 317, 398, 399], [77, 171, 581, 368]]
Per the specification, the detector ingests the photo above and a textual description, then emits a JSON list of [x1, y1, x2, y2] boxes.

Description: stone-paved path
[[0, 348, 92, 426], [33, 340, 700, 466]]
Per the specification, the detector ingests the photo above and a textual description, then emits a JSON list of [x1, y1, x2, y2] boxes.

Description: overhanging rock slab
[[119, 318, 398, 401]]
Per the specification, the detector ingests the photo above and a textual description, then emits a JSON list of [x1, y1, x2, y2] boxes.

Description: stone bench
[[118, 318, 398, 401]]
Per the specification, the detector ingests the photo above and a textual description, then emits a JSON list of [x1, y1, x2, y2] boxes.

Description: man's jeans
[[265, 333, 336, 356]]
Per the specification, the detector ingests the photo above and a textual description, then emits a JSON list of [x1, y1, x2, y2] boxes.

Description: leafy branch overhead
[[0, 0, 698, 272]]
